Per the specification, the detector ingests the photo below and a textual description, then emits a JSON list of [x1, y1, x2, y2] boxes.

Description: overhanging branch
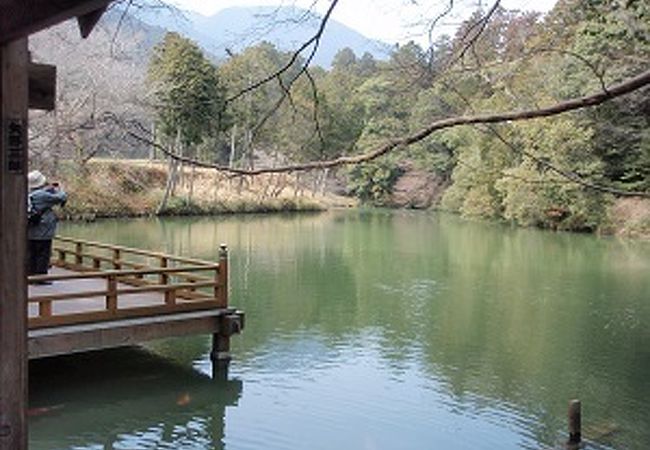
[[122, 68, 650, 196]]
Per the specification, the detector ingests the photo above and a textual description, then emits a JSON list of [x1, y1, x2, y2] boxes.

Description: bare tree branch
[[449, 0, 501, 68], [304, 68, 326, 153], [427, 0, 454, 45], [226, 0, 339, 104], [116, 68, 650, 200]]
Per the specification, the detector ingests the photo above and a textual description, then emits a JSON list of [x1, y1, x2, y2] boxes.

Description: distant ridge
[[136, 5, 391, 67]]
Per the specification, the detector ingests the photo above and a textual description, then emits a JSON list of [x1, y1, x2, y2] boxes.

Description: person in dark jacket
[[27, 170, 67, 277]]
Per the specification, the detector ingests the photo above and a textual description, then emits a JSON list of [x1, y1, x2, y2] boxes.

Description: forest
[[31, 0, 650, 235]]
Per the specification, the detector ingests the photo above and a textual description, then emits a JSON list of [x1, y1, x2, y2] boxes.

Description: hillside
[[28, 10, 166, 166]]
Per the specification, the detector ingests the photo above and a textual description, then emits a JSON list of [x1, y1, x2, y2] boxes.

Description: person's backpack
[[27, 194, 42, 226]]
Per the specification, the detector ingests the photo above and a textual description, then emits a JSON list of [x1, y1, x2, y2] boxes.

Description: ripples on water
[[30, 211, 650, 450]]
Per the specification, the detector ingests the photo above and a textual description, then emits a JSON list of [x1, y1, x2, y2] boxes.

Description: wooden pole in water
[[567, 399, 581, 447]]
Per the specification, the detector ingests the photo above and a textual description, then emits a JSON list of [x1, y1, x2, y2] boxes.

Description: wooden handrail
[[54, 236, 215, 266], [28, 281, 218, 303], [47, 251, 215, 283], [28, 264, 219, 282], [27, 236, 230, 329]]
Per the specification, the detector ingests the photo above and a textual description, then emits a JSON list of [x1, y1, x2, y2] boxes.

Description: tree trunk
[[188, 163, 195, 204], [158, 131, 182, 214], [294, 173, 301, 198], [319, 168, 330, 196], [246, 128, 254, 171], [149, 122, 156, 161], [171, 131, 181, 196], [157, 156, 178, 214], [229, 124, 237, 168]]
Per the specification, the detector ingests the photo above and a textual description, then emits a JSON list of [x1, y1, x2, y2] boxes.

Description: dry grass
[[55, 159, 353, 219], [603, 197, 650, 239]]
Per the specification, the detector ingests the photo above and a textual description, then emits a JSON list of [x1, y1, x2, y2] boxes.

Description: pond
[[29, 210, 650, 450]]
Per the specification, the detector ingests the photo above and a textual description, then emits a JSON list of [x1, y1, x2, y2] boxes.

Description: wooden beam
[[0, 0, 114, 45], [28, 62, 56, 111], [77, 6, 108, 38], [0, 37, 28, 450], [27, 310, 226, 358]]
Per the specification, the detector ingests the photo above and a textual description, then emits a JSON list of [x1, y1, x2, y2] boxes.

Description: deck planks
[[28, 267, 167, 317]]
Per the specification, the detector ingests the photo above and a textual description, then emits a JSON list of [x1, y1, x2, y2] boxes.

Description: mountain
[[137, 5, 391, 67]]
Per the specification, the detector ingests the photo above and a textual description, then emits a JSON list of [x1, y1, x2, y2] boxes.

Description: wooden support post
[[211, 331, 231, 379], [92, 257, 100, 269], [212, 244, 234, 378], [211, 313, 244, 380], [217, 244, 228, 308], [0, 37, 29, 450], [567, 399, 581, 447]]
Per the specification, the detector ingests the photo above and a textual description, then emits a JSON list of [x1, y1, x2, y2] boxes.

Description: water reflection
[[29, 348, 242, 450], [52, 210, 650, 449]]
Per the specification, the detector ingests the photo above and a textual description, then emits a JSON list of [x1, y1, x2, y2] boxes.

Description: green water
[[29, 210, 650, 450]]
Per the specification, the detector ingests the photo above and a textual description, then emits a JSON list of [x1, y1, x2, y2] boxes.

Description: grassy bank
[[48, 160, 650, 240], [54, 160, 346, 220]]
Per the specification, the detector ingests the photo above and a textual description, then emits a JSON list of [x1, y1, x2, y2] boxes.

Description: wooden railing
[[27, 237, 229, 329]]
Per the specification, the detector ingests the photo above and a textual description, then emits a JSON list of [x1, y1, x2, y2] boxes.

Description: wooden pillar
[[217, 244, 228, 308], [0, 37, 29, 450]]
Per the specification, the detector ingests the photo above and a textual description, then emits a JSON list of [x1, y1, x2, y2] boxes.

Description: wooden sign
[[28, 62, 55, 111], [4, 118, 26, 174]]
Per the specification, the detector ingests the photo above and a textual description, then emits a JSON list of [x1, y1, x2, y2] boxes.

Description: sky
[[167, 0, 559, 45]]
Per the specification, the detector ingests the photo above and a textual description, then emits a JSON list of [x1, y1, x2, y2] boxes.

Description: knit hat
[[28, 170, 47, 190]]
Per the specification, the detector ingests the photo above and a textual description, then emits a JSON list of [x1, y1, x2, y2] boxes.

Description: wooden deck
[[29, 267, 182, 317], [26, 237, 244, 360]]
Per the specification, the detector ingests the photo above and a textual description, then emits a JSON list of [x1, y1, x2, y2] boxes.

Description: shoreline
[[49, 160, 649, 240]]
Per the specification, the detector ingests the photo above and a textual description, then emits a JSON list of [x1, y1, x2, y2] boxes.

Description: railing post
[[57, 249, 66, 265], [75, 242, 83, 266], [112, 249, 121, 270], [106, 274, 117, 313], [165, 286, 176, 306], [92, 257, 100, 270], [38, 300, 52, 318], [160, 256, 174, 305], [217, 244, 228, 308], [159, 256, 168, 284]]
